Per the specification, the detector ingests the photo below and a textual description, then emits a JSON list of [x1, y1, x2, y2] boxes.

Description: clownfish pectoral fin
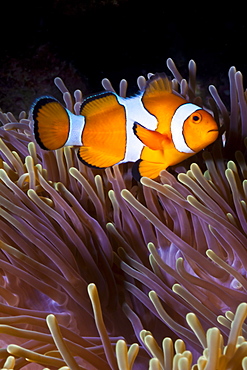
[[132, 159, 166, 181], [133, 122, 170, 150], [32, 96, 70, 150], [78, 92, 126, 168]]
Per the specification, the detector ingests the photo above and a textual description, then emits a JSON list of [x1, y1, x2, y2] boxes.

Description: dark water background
[[0, 1, 246, 114]]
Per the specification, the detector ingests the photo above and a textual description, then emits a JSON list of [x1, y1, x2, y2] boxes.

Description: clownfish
[[32, 74, 218, 179]]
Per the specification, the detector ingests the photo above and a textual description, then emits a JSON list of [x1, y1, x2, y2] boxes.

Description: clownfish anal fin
[[132, 159, 165, 180], [78, 92, 126, 168], [32, 96, 70, 150], [133, 122, 170, 150]]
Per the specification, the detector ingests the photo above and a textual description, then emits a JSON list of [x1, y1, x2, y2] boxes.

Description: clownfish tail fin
[[32, 96, 70, 150]]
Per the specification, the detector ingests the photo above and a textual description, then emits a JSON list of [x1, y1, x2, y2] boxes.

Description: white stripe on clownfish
[[65, 113, 85, 146], [32, 73, 218, 180], [64, 92, 158, 162], [117, 94, 157, 162], [170, 103, 201, 154]]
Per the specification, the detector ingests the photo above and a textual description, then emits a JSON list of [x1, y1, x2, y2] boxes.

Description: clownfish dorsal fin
[[143, 73, 172, 98], [141, 73, 181, 126], [32, 96, 70, 150], [78, 92, 126, 168], [133, 122, 171, 150]]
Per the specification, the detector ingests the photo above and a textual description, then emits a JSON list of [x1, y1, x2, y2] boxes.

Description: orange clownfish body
[[32, 74, 218, 179]]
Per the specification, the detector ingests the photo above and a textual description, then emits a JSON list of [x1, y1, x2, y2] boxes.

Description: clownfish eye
[[191, 112, 202, 123]]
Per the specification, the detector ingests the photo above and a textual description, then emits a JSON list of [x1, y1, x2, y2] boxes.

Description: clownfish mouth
[[208, 129, 219, 133]]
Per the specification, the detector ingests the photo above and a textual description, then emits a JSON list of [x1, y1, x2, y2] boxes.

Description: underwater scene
[[0, 1, 247, 369]]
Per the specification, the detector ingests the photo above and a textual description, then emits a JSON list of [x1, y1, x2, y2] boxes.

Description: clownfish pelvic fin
[[132, 159, 166, 180]]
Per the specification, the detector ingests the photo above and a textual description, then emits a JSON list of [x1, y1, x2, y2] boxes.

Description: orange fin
[[32, 96, 69, 150], [133, 122, 171, 150], [132, 159, 166, 180], [143, 73, 172, 98], [78, 146, 122, 169], [79, 92, 126, 168], [141, 73, 181, 128]]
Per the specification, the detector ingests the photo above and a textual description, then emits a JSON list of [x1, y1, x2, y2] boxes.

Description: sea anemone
[[0, 58, 247, 369]]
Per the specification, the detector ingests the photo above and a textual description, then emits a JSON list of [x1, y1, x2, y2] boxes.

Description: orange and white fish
[[32, 74, 218, 179]]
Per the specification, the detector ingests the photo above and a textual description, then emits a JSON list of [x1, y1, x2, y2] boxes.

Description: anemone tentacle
[[0, 59, 247, 369]]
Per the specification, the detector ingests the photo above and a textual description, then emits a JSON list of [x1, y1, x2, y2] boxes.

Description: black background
[[0, 1, 246, 114]]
